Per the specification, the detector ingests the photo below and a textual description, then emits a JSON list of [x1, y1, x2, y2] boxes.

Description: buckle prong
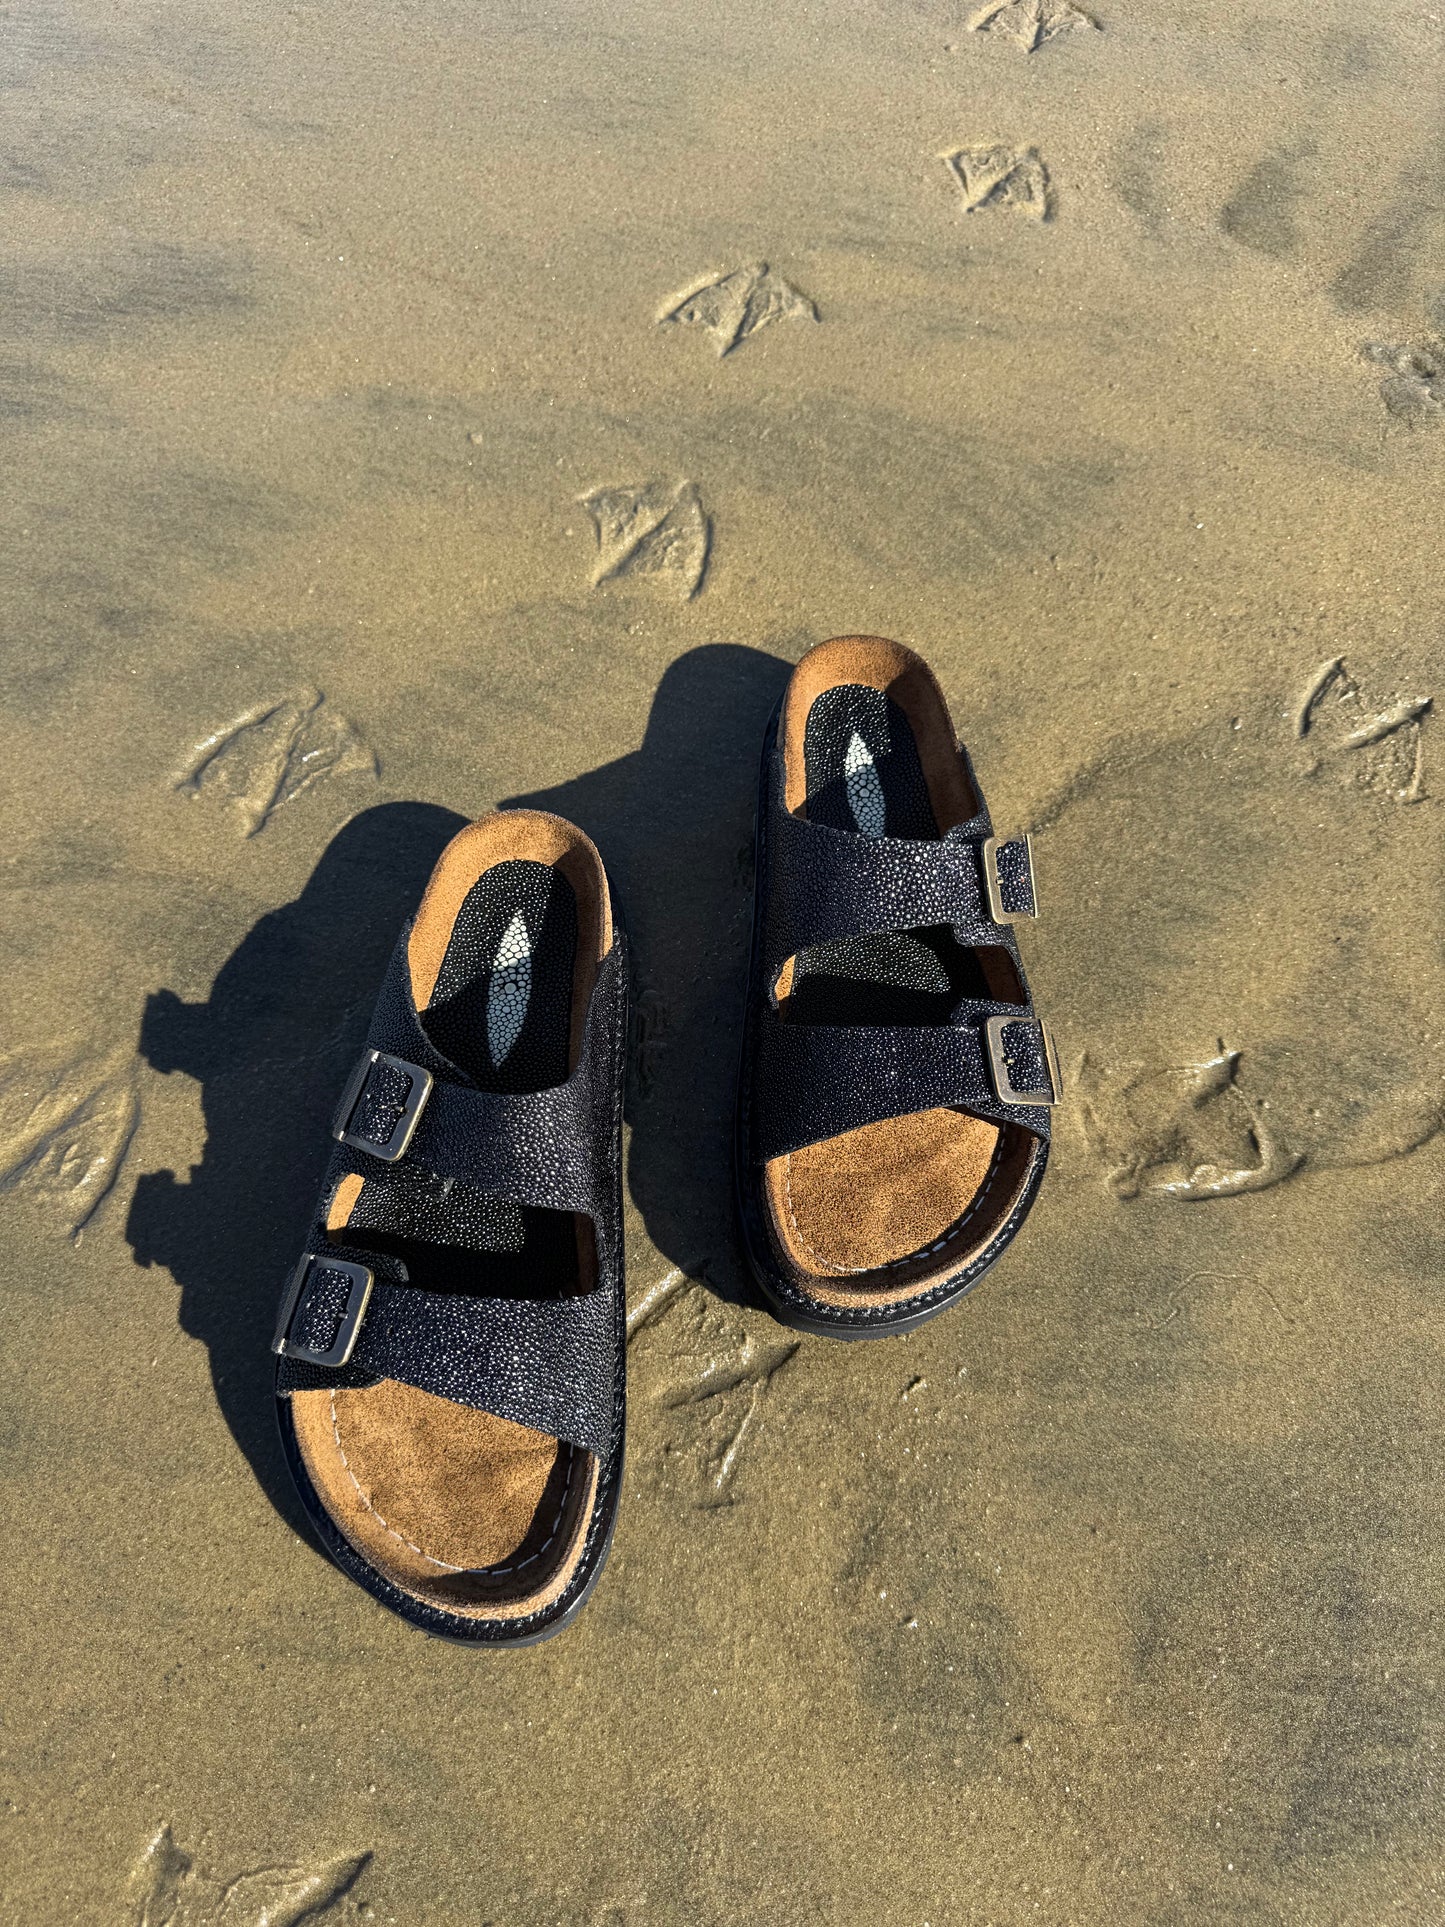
[[332, 1049, 433, 1162], [980, 833, 1038, 924], [985, 1014, 1061, 1108], [272, 1254, 374, 1367]]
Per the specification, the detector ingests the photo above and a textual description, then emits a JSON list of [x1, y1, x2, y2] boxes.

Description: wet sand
[[2, 0, 1444, 1920]]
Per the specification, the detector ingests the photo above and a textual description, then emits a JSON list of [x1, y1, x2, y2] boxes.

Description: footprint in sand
[[1361, 335, 1445, 428], [1077, 1037, 1445, 1199], [171, 689, 377, 838], [941, 144, 1052, 222], [657, 262, 817, 358], [966, 0, 1099, 52], [128, 1824, 369, 1927], [1077, 1043, 1302, 1200], [628, 985, 669, 1099], [1036, 662, 1444, 1198], [0, 1039, 138, 1237], [581, 480, 711, 599], [1294, 654, 1431, 805], [628, 1270, 797, 1508]]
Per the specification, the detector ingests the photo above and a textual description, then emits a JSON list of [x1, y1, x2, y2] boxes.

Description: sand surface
[[2, 0, 1444, 1920]]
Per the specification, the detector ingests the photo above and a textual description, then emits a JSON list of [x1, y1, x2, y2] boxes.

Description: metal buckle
[[332, 1049, 433, 1162], [980, 833, 1037, 924], [272, 1253, 374, 1366], [984, 1013, 1061, 1107]]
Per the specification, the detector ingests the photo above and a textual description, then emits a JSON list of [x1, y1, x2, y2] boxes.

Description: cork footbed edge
[[763, 637, 1040, 1309], [290, 809, 612, 1621]]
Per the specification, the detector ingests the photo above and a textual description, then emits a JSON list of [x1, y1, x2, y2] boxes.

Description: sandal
[[735, 637, 1057, 1337], [273, 810, 627, 1643]]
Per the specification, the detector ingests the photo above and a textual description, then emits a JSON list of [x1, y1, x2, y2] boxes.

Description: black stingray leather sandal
[[273, 810, 627, 1643], [735, 636, 1056, 1337]]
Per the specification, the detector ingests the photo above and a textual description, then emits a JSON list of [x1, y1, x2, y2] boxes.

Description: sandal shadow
[[125, 800, 469, 1529], [504, 641, 793, 1311]]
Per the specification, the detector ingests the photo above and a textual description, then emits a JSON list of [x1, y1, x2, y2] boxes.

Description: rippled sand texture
[[3, 0, 1444, 1920]]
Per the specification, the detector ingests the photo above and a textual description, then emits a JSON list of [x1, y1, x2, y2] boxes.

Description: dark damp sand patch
[[1331, 131, 1445, 314], [0, 241, 253, 342], [838, 1482, 1039, 1776], [1107, 1413, 1443, 1879], [1220, 142, 1318, 258], [0, 452, 315, 707], [689, 393, 1123, 576], [1109, 119, 1171, 228]]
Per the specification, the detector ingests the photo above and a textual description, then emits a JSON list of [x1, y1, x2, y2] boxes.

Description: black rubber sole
[[733, 703, 1049, 1341]]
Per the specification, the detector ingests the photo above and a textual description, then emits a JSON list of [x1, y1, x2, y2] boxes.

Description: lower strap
[[276, 1247, 619, 1459], [750, 1002, 1057, 1161]]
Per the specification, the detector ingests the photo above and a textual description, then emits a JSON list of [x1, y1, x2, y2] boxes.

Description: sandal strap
[[750, 1000, 1058, 1161], [275, 1246, 617, 1454], [760, 754, 1036, 986], [330, 928, 625, 1247]]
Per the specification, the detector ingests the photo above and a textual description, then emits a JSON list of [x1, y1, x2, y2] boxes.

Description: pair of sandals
[[273, 636, 1059, 1644]]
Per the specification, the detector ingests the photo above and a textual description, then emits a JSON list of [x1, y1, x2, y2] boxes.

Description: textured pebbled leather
[[296, 1268, 616, 1454], [754, 1001, 1054, 1160], [989, 834, 1036, 918], [763, 788, 1002, 982], [743, 716, 1053, 1167], [335, 934, 624, 1257], [275, 921, 628, 1458]]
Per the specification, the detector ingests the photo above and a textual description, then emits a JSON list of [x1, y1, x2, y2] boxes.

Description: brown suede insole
[[762, 637, 1042, 1308], [289, 810, 611, 1619]]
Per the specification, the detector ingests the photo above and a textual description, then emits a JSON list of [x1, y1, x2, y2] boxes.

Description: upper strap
[[760, 752, 1035, 988], [332, 928, 625, 1252], [749, 1001, 1057, 1161]]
